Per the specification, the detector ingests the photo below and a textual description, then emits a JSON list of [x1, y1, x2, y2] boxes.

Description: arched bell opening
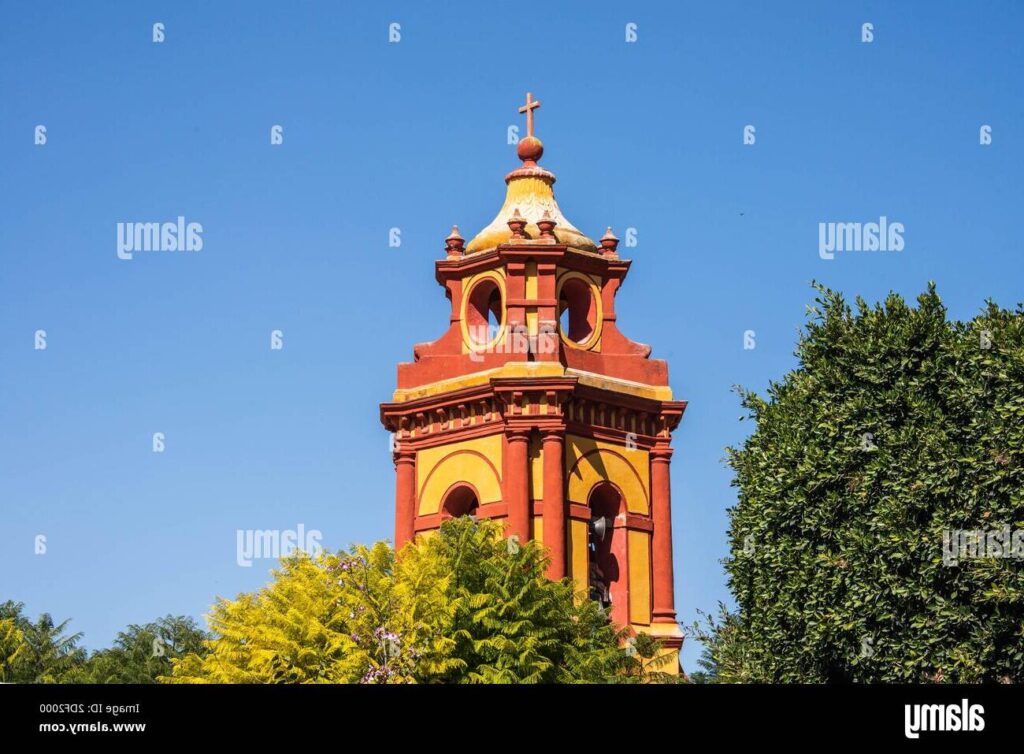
[[465, 278, 504, 348], [587, 482, 628, 627]]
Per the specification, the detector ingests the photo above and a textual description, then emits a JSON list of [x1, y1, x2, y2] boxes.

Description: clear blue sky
[[1, 1, 1021, 673]]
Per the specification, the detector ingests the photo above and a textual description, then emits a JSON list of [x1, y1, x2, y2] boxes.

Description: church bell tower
[[380, 94, 686, 668]]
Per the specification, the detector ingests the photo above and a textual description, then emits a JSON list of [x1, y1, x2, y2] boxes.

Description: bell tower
[[380, 94, 686, 668]]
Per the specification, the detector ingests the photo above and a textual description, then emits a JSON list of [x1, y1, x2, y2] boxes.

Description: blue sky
[[1, 1, 1021, 672]]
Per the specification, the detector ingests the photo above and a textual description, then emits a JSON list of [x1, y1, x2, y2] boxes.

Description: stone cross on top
[[518, 92, 541, 138]]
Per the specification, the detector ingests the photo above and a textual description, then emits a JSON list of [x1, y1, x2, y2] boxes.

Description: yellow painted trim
[[391, 362, 673, 403], [628, 529, 652, 625], [569, 519, 589, 595], [526, 309, 538, 338], [525, 261, 538, 300], [568, 369, 674, 401], [391, 362, 560, 402], [644, 622, 685, 639]]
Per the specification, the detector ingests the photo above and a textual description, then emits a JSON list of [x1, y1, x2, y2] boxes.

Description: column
[[394, 450, 416, 551], [541, 429, 566, 579], [650, 445, 677, 623], [504, 429, 531, 542]]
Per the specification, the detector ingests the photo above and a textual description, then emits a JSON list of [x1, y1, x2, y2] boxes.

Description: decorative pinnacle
[[537, 210, 557, 239], [507, 208, 528, 239], [600, 227, 619, 256], [445, 225, 465, 256]]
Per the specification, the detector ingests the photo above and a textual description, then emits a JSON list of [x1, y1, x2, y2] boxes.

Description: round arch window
[[558, 275, 599, 346], [465, 278, 503, 347], [442, 485, 480, 519]]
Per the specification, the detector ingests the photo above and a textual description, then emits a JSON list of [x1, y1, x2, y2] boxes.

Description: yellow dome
[[465, 159, 597, 255]]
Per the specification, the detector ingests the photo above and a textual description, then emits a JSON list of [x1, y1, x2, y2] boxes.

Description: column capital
[[393, 449, 416, 465], [650, 445, 674, 463], [505, 427, 532, 442], [539, 426, 565, 442]]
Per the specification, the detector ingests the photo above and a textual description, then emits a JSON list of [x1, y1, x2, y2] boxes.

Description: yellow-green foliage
[[166, 542, 452, 683], [0, 618, 28, 683], [165, 518, 636, 684]]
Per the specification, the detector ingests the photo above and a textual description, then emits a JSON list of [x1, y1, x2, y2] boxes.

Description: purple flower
[[360, 665, 398, 684]]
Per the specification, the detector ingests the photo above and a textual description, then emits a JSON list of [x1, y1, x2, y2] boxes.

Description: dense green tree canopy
[[68, 616, 209, 684], [0, 601, 85, 683], [713, 285, 1024, 682], [1, 601, 209, 684]]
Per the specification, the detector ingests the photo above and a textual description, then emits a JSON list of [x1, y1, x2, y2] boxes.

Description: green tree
[[687, 604, 755, 684], [0, 600, 86, 683], [710, 284, 1024, 682], [416, 516, 628, 683], [69, 616, 209, 683], [167, 517, 635, 683], [620, 630, 681, 683]]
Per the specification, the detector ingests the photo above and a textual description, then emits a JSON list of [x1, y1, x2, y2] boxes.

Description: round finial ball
[[517, 135, 544, 163]]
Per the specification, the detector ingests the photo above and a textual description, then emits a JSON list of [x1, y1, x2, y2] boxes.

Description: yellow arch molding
[[564, 435, 650, 515], [417, 436, 503, 516]]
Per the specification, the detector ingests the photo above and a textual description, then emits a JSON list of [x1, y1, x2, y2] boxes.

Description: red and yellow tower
[[380, 94, 686, 668]]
